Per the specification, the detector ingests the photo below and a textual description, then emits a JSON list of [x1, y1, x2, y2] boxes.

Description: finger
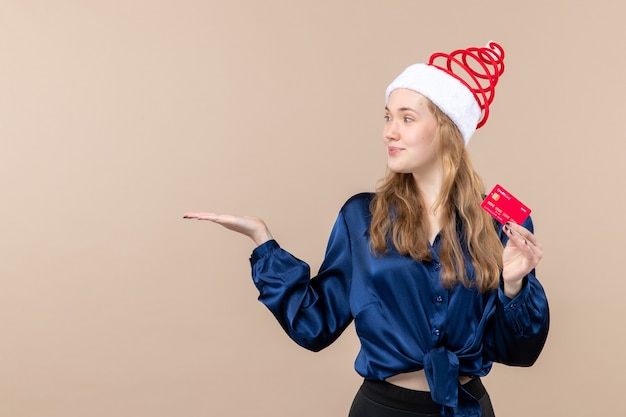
[[183, 212, 218, 221], [505, 230, 544, 267], [504, 222, 541, 249], [503, 224, 536, 254], [196, 212, 220, 221]]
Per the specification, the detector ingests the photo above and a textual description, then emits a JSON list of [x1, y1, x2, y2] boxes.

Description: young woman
[[184, 41, 549, 417]]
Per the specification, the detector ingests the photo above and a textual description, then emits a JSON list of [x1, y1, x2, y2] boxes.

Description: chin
[[387, 163, 410, 174], [387, 165, 410, 175]]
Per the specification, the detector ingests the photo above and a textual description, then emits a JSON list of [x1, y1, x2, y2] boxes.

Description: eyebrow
[[384, 106, 420, 113]]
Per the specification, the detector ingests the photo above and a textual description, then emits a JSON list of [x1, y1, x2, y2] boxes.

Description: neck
[[413, 169, 444, 212]]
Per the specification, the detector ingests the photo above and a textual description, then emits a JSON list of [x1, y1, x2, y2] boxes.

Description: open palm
[[183, 212, 273, 246]]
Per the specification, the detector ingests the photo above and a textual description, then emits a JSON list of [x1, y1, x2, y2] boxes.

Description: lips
[[388, 147, 403, 156]]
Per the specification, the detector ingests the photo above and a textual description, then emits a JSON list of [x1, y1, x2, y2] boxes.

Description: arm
[[484, 270, 550, 365], [250, 211, 354, 351], [183, 209, 354, 352], [484, 217, 550, 365]]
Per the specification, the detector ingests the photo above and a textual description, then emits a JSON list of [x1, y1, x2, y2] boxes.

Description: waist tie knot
[[423, 346, 481, 417]]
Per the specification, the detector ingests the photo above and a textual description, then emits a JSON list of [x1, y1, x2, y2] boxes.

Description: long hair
[[369, 101, 502, 292]]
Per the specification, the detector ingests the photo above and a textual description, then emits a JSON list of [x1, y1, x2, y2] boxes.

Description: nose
[[384, 120, 399, 142]]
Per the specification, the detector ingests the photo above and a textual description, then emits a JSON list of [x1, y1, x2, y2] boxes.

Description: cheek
[[413, 133, 439, 159], [421, 128, 438, 148], [412, 133, 435, 149]]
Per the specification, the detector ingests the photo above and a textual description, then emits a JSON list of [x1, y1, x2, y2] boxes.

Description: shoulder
[[340, 192, 374, 213], [332, 193, 374, 237], [334, 193, 374, 228]]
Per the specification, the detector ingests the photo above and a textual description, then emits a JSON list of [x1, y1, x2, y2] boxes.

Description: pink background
[[1, 1, 623, 416]]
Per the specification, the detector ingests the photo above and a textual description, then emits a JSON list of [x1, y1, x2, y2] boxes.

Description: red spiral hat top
[[428, 41, 505, 129]]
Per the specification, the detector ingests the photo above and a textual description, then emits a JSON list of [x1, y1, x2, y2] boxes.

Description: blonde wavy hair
[[369, 101, 502, 292]]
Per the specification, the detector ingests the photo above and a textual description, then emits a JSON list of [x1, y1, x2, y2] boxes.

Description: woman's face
[[383, 89, 439, 176]]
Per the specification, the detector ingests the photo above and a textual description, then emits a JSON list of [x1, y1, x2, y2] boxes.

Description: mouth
[[388, 147, 403, 155]]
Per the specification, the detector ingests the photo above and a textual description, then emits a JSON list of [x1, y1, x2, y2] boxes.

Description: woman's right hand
[[183, 212, 273, 246]]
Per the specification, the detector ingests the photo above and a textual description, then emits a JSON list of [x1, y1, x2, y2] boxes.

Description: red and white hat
[[385, 41, 505, 144]]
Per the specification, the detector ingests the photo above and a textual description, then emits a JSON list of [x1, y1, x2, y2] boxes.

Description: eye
[[383, 114, 391, 122], [403, 116, 414, 123]]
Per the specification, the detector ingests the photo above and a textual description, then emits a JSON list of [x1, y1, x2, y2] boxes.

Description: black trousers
[[348, 378, 495, 417]]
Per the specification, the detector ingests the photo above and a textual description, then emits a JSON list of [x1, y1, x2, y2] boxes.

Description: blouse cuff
[[497, 273, 547, 338], [250, 239, 280, 265], [497, 275, 530, 307]]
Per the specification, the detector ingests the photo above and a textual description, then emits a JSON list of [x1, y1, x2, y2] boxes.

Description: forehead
[[387, 89, 432, 111]]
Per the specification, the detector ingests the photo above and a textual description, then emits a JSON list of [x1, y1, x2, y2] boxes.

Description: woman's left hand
[[501, 222, 543, 298]]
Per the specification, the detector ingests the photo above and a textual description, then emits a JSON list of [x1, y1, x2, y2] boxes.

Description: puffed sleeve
[[483, 216, 550, 366], [249, 211, 354, 352]]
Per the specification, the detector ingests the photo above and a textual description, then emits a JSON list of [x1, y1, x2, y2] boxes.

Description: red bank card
[[481, 184, 531, 225]]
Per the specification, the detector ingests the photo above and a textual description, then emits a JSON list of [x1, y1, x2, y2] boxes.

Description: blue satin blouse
[[249, 193, 549, 417]]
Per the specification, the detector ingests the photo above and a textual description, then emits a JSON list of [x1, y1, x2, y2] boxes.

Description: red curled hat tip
[[428, 41, 505, 129]]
